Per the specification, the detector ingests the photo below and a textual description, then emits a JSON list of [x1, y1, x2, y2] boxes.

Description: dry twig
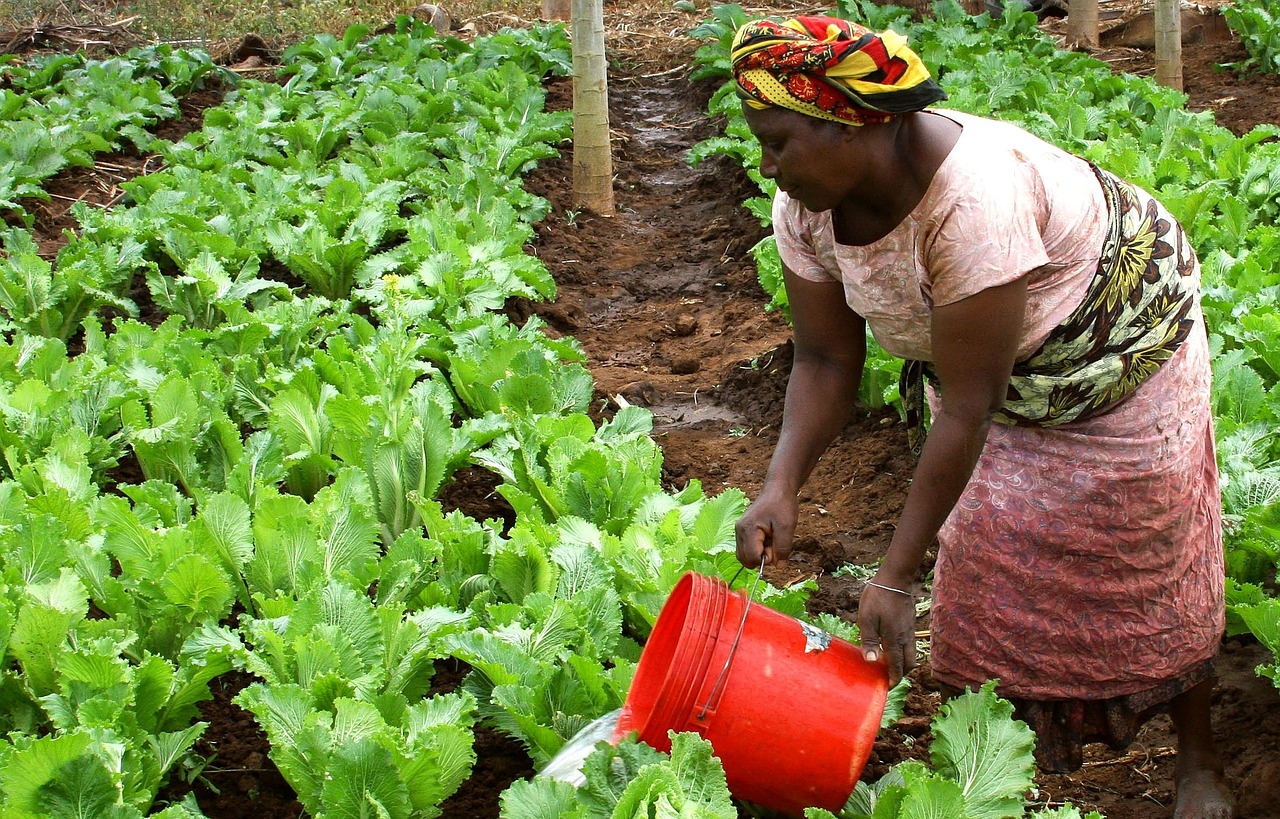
[[1083, 745, 1176, 768]]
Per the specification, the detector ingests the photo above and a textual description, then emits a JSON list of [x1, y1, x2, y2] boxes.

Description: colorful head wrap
[[730, 16, 947, 126]]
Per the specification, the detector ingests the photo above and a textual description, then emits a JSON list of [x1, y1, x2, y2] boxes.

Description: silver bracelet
[[866, 580, 914, 598]]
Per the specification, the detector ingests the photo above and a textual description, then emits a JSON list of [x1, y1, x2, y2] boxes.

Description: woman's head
[[730, 16, 946, 127]]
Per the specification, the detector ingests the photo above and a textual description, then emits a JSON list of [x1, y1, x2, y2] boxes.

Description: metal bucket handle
[[695, 562, 765, 721]]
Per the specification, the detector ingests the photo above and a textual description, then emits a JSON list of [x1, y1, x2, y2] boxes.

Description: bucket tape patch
[[800, 622, 832, 653]]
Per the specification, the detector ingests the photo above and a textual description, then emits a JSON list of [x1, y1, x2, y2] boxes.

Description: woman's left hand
[[857, 581, 918, 686], [862, 278, 1030, 685]]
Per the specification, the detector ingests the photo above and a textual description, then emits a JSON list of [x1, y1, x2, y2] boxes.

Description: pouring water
[[538, 708, 623, 786]]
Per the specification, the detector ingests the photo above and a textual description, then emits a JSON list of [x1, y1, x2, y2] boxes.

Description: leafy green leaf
[[929, 681, 1037, 819], [320, 737, 414, 819], [499, 777, 582, 819], [311, 468, 380, 585], [610, 732, 737, 818]]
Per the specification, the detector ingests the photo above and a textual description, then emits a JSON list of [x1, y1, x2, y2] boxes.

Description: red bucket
[[612, 571, 889, 817]]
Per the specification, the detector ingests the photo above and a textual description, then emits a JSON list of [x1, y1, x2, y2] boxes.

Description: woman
[[728, 16, 1233, 818]]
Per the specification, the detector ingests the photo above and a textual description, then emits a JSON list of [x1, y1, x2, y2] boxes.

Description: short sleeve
[[920, 153, 1052, 307], [772, 192, 838, 283]]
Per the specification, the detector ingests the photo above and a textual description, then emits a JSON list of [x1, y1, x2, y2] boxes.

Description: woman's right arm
[[735, 264, 867, 567]]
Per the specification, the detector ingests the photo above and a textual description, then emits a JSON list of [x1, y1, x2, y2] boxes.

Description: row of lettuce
[[0, 20, 774, 819], [690, 0, 1280, 688], [0, 44, 225, 227], [0, 6, 1267, 819]]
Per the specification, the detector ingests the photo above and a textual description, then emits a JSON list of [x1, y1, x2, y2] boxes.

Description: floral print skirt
[[928, 321, 1224, 709]]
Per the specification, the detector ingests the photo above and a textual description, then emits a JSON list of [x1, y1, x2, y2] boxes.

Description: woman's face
[[742, 104, 869, 213]]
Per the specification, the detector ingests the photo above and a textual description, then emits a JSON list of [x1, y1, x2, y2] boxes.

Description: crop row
[[0, 45, 227, 226], [1225, 0, 1280, 75]]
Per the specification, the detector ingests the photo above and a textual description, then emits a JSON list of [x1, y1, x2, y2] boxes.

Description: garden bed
[[6, 0, 1280, 815]]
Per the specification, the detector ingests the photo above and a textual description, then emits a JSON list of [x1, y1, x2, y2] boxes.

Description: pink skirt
[[928, 319, 1224, 701]]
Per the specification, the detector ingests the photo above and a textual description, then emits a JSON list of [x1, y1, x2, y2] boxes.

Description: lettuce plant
[[446, 542, 634, 766], [0, 226, 147, 341], [1226, 583, 1280, 689], [501, 732, 738, 818], [0, 569, 237, 818], [1224, 0, 1280, 76], [234, 579, 479, 818], [475, 407, 665, 537]]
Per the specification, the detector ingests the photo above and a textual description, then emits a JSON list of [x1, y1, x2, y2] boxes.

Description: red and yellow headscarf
[[730, 16, 947, 126]]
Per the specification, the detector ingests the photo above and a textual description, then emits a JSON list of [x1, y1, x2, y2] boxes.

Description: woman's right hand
[[735, 491, 799, 568]]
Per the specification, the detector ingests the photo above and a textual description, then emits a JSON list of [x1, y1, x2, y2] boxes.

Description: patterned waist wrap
[[902, 166, 1201, 454]]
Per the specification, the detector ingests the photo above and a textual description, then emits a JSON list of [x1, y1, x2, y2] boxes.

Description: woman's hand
[[735, 491, 799, 567], [857, 581, 918, 686]]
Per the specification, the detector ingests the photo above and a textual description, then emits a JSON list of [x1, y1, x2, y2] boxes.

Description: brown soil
[[8, 2, 1280, 817]]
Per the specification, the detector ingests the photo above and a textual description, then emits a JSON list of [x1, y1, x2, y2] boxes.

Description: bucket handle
[[696, 562, 765, 721]]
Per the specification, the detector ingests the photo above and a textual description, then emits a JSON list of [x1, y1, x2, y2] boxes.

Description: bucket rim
[[619, 571, 728, 748]]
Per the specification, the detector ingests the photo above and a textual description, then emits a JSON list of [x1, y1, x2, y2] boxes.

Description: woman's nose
[[758, 151, 777, 179]]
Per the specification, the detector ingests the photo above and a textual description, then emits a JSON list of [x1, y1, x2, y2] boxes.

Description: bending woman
[[728, 16, 1233, 818]]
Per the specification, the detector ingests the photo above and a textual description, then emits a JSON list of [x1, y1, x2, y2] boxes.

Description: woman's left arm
[[859, 275, 1029, 682]]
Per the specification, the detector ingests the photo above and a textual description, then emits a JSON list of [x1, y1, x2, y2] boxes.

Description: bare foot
[[1174, 766, 1235, 819]]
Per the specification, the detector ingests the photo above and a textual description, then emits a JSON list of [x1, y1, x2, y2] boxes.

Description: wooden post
[[1067, 0, 1100, 49], [1154, 0, 1184, 90], [570, 0, 615, 215]]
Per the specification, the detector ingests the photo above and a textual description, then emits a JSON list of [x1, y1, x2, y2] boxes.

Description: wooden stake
[[1154, 0, 1184, 91], [1068, 0, 1100, 49], [571, 0, 616, 215]]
